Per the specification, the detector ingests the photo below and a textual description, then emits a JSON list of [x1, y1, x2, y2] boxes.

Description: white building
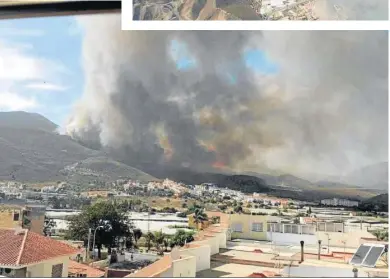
[[321, 198, 359, 207]]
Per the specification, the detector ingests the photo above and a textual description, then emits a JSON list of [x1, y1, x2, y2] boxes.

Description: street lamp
[[92, 226, 104, 259]]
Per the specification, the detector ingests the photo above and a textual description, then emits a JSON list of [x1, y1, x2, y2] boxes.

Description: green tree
[[65, 201, 133, 259], [48, 196, 61, 209], [171, 230, 195, 247], [133, 228, 143, 248], [193, 208, 208, 229], [163, 235, 170, 252], [188, 203, 202, 214], [373, 230, 388, 241], [234, 206, 243, 213]]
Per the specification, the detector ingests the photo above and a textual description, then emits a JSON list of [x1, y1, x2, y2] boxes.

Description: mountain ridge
[[0, 112, 386, 200]]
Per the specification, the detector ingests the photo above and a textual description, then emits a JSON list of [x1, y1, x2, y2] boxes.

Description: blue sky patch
[[0, 20, 278, 126]]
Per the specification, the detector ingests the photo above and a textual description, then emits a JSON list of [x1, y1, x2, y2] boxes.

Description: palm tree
[[372, 230, 382, 241], [163, 235, 171, 252], [193, 208, 208, 230], [133, 228, 142, 248], [153, 230, 165, 255], [145, 232, 154, 252]]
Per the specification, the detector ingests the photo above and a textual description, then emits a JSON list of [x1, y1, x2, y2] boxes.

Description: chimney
[[300, 241, 304, 263], [318, 240, 322, 260], [353, 268, 358, 278]]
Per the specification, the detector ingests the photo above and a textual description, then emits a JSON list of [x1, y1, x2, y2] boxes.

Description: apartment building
[[228, 213, 375, 248], [321, 198, 359, 207], [0, 228, 80, 277], [0, 204, 45, 235]]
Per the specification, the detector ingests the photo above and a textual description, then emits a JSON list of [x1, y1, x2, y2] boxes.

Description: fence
[[317, 222, 344, 233], [267, 223, 315, 235]]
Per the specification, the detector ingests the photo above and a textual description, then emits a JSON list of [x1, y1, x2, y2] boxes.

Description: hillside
[[0, 111, 57, 132], [138, 164, 271, 194], [133, 0, 260, 20], [358, 193, 389, 212], [0, 112, 156, 183], [341, 162, 388, 191], [61, 157, 157, 184]]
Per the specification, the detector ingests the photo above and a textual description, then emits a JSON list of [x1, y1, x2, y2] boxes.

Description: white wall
[[266, 232, 317, 245], [27, 263, 44, 277], [316, 231, 374, 248], [26, 256, 70, 277], [172, 256, 196, 277], [218, 231, 227, 249], [179, 245, 211, 272], [208, 236, 220, 255]]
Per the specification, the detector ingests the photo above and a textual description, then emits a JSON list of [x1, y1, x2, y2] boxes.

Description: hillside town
[[0, 1, 388, 278], [0, 176, 388, 278]]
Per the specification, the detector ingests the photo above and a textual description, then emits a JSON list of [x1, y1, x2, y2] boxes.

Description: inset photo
[[131, 0, 388, 20]]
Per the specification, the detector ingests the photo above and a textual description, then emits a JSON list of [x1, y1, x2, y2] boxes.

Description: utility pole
[[318, 240, 322, 260], [86, 228, 91, 261]]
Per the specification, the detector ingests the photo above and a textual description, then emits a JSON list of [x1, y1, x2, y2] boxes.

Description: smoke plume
[[314, 0, 388, 20], [66, 15, 388, 179]]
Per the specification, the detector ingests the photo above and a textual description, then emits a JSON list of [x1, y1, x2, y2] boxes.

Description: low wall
[[179, 245, 211, 272], [172, 256, 196, 277], [266, 232, 317, 245]]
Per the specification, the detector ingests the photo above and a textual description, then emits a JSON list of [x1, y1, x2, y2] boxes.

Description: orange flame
[[159, 136, 173, 161], [212, 161, 226, 169], [155, 123, 173, 161], [198, 139, 217, 152]]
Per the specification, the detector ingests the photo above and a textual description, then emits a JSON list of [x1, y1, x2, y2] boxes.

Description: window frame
[[13, 212, 20, 221], [232, 223, 243, 233], [251, 222, 263, 232]]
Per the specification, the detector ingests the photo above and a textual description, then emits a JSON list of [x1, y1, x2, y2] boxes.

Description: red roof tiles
[[0, 228, 80, 267], [68, 261, 105, 277]]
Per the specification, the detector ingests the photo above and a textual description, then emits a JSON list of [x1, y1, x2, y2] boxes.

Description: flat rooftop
[[205, 241, 389, 278], [197, 262, 281, 278], [228, 240, 358, 254]]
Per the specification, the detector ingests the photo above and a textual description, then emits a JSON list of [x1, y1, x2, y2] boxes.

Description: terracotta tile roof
[[0, 228, 80, 267], [303, 217, 318, 224], [127, 255, 172, 277], [68, 261, 105, 278], [248, 273, 267, 278]]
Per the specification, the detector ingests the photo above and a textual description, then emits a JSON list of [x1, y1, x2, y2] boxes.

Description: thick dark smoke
[[66, 15, 388, 179], [314, 0, 388, 20]]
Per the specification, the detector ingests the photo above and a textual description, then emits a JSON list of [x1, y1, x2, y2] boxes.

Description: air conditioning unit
[[0, 268, 15, 276]]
